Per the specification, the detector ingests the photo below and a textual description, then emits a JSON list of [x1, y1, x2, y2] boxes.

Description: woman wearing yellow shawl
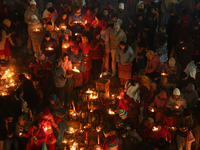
[[144, 50, 162, 79]]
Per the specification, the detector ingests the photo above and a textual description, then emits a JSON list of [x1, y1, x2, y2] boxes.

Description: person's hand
[[11, 42, 15, 46], [8, 133, 13, 138], [71, 23, 75, 26], [34, 140, 38, 144], [56, 128, 60, 133]]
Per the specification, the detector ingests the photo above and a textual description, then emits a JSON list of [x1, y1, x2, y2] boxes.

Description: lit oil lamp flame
[[151, 108, 155, 112], [175, 105, 179, 109], [19, 132, 22, 136], [100, 74, 102, 78], [161, 73, 167, 76], [86, 88, 93, 94], [152, 126, 159, 132], [72, 66, 80, 73], [47, 47, 54, 51], [55, 27, 60, 31], [63, 140, 67, 144], [108, 109, 115, 115], [61, 26, 66, 30]]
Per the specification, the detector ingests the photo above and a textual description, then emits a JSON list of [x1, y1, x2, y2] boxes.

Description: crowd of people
[[0, 0, 200, 149]]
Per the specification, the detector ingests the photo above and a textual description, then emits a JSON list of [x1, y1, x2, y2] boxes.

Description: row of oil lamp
[[0, 69, 30, 96], [33, 20, 88, 33]]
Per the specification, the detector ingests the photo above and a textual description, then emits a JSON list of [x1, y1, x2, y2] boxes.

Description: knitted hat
[[3, 19, 11, 27], [39, 54, 45, 61], [173, 88, 180, 96], [30, 0, 36, 5], [31, 15, 38, 20], [71, 46, 79, 52], [119, 3, 124, 9], [114, 23, 120, 29], [160, 76, 167, 83], [49, 94, 57, 102], [183, 108, 190, 117], [118, 109, 128, 118], [43, 108, 50, 116], [64, 29, 72, 36], [186, 83, 195, 91], [46, 2, 53, 9], [169, 57, 176, 67]]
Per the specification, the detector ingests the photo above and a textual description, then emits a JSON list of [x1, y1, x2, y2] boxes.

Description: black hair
[[107, 2, 111, 5], [63, 53, 69, 58], [111, 13, 118, 19], [47, 21, 52, 26], [137, 12, 143, 18], [62, 11, 68, 16], [47, 7, 55, 13], [148, 6, 155, 12], [45, 31, 51, 37], [32, 120, 39, 128], [119, 41, 129, 53], [181, 8, 187, 15], [102, 8, 108, 13], [73, 5, 81, 12]]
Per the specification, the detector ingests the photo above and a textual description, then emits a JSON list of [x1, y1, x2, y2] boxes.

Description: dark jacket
[[176, 115, 197, 137], [22, 79, 39, 110], [175, 40, 193, 67], [166, 14, 180, 36], [55, 16, 68, 28], [41, 38, 59, 57]]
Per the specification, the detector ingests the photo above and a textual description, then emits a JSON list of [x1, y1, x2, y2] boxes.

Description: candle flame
[[100, 74, 102, 78], [152, 126, 158, 131], [108, 109, 115, 115], [161, 73, 167, 76]]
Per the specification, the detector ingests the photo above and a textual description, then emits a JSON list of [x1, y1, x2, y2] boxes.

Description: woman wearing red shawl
[[23, 121, 47, 150], [84, 6, 96, 24], [78, 36, 92, 83], [37, 108, 59, 150]]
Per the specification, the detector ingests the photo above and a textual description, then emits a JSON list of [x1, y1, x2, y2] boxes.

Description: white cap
[[119, 3, 124, 9], [173, 88, 180, 95], [169, 57, 176, 67], [46, 2, 53, 9], [31, 15, 38, 20], [30, 0, 36, 5]]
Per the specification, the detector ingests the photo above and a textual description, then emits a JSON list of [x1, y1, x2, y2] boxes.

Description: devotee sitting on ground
[[181, 83, 198, 111], [166, 88, 187, 115], [144, 50, 162, 80], [161, 57, 182, 83]]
